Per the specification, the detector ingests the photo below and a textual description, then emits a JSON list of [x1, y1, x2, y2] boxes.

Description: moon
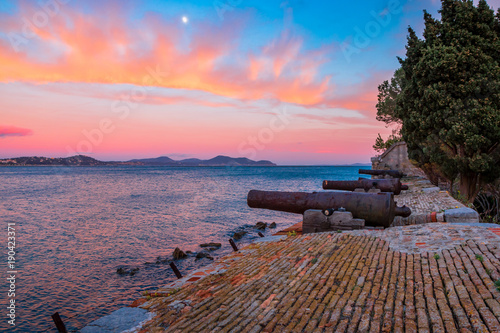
[[182, 16, 188, 24]]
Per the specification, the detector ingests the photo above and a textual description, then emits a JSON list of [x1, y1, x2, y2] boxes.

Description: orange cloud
[[0, 2, 332, 107]]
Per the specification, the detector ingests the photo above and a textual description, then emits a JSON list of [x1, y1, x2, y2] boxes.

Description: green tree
[[395, 0, 500, 203], [373, 133, 401, 153], [374, 68, 404, 154], [376, 67, 404, 127]]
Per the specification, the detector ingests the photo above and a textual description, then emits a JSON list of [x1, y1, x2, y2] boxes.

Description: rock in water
[[196, 252, 214, 260], [155, 256, 168, 264], [256, 222, 267, 230], [233, 231, 247, 240], [173, 247, 187, 260], [200, 242, 221, 248], [116, 267, 140, 276], [269, 222, 277, 228], [116, 267, 127, 275]]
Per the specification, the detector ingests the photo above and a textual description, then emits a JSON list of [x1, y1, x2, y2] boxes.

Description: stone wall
[[371, 141, 425, 177]]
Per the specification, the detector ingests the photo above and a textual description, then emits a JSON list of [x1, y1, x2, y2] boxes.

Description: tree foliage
[[373, 133, 401, 153], [376, 67, 405, 127], [374, 68, 404, 154], [394, 0, 500, 202]]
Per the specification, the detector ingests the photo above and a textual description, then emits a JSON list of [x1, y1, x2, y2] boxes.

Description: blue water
[[0, 166, 369, 332]]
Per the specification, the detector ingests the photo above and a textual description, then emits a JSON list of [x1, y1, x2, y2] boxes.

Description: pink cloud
[[313, 70, 394, 120], [0, 125, 33, 138]]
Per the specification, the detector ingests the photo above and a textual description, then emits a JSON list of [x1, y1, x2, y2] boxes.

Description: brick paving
[[392, 178, 465, 226], [349, 223, 500, 254], [125, 177, 500, 332], [396, 179, 464, 214], [137, 228, 500, 332]]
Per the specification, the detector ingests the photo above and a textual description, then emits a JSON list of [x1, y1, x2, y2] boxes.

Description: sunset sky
[[1, 0, 499, 165]]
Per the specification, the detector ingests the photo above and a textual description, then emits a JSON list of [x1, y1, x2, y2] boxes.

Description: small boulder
[[269, 222, 277, 229], [155, 256, 168, 264], [116, 267, 140, 276], [116, 267, 127, 275], [173, 247, 187, 260], [196, 252, 214, 260], [233, 231, 247, 240], [200, 242, 221, 248], [256, 222, 267, 230]]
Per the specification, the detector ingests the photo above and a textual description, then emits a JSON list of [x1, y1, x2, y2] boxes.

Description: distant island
[[347, 163, 371, 166], [0, 155, 277, 167]]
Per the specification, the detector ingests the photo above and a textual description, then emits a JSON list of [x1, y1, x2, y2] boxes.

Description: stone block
[[328, 211, 354, 225], [422, 186, 440, 193], [303, 210, 329, 234], [415, 180, 432, 185], [81, 307, 153, 333], [303, 210, 365, 233], [444, 207, 479, 223], [254, 235, 287, 243], [347, 219, 365, 229]]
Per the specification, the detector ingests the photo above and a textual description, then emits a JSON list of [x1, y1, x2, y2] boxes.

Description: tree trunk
[[459, 173, 480, 204]]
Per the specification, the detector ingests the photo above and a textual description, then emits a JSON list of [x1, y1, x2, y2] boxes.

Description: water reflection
[[0, 166, 368, 331]]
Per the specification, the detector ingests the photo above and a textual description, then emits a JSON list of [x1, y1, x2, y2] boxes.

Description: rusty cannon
[[359, 169, 406, 179], [247, 190, 411, 228], [322, 178, 409, 195]]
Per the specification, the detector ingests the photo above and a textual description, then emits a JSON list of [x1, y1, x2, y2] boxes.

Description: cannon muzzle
[[247, 190, 411, 228]]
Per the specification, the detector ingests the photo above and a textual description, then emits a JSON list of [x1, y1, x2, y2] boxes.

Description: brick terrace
[[138, 228, 500, 332], [392, 178, 465, 226], [395, 179, 464, 215]]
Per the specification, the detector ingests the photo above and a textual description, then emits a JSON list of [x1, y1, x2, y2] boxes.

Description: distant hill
[[0, 155, 108, 166], [127, 156, 177, 165], [127, 155, 276, 166], [200, 155, 275, 166], [178, 158, 203, 165], [344, 163, 371, 167], [310, 163, 371, 167], [0, 155, 276, 167]]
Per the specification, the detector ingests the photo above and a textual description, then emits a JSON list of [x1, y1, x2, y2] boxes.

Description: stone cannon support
[[302, 210, 365, 233]]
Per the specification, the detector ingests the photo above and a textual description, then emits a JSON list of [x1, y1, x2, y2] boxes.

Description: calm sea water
[[0, 165, 369, 332]]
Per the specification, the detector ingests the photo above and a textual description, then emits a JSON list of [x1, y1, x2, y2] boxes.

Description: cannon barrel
[[322, 178, 409, 194], [359, 169, 406, 178], [247, 190, 411, 227]]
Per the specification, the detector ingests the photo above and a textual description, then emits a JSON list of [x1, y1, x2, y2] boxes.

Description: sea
[[0, 165, 370, 332]]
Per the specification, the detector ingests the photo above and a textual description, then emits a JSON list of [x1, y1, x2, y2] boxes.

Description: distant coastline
[[0, 155, 372, 167], [0, 155, 277, 167]]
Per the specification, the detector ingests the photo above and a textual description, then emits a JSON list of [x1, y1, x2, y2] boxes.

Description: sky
[[1, 0, 499, 165]]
